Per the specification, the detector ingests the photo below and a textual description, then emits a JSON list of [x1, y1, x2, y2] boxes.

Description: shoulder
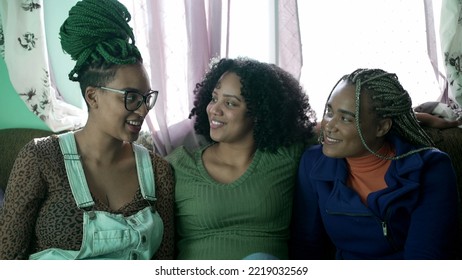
[[19, 135, 60, 158], [144, 150, 175, 192], [146, 149, 172, 172], [271, 142, 307, 161], [418, 147, 454, 167], [301, 144, 324, 159], [165, 145, 203, 166], [392, 135, 452, 163], [388, 137, 456, 182], [298, 144, 326, 169]]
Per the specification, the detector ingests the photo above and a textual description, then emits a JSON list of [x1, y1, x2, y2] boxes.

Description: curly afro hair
[[189, 57, 317, 152]]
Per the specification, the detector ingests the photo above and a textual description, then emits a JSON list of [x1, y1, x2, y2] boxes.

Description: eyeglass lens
[[125, 91, 157, 111]]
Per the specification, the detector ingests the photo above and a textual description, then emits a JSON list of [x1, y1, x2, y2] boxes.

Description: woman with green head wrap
[[0, 0, 175, 260]]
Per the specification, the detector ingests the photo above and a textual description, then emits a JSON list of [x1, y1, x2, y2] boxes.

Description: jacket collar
[[310, 135, 427, 182]]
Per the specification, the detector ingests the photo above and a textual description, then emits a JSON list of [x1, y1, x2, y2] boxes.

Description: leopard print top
[[0, 135, 175, 259]]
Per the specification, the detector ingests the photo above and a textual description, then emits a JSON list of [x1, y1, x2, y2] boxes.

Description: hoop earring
[[318, 129, 324, 144]]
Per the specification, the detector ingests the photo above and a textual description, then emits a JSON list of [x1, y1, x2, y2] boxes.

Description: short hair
[[190, 57, 316, 152]]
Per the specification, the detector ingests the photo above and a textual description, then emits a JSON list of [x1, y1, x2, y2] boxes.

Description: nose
[[208, 101, 223, 116], [322, 115, 337, 133], [135, 101, 149, 117]]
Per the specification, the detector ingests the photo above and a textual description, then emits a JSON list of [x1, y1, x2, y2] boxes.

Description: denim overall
[[29, 132, 164, 260]]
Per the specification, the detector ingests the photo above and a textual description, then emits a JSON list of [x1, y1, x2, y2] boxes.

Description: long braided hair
[[326, 68, 434, 160], [59, 0, 142, 103]]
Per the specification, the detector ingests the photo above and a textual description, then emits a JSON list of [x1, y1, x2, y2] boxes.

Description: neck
[[212, 142, 256, 166], [346, 143, 394, 171], [74, 127, 127, 165]]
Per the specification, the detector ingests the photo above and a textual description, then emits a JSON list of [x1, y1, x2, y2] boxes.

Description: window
[[298, 0, 443, 115]]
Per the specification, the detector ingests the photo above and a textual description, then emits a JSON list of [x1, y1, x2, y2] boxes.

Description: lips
[[210, 119, 224, 129], [126, 120, 142, 126], [126, 119, 143, 134], [323, 135, 341, 144]]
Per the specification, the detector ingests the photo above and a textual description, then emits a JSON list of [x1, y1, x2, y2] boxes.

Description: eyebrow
[[120, 87, 142, 93], [212, 90, 242, 102], [326, 104, 355, 118]]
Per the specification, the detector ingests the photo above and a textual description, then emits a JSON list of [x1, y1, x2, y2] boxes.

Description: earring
[[318, 129, 324, 144]]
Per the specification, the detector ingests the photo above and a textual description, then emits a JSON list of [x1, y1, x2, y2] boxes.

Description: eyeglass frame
[[97, 86, 159, 112]]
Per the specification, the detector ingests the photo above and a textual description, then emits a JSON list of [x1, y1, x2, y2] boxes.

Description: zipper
[[377, 211, 400, 252], [326, 209, 400, 252], [381, 221, 388, 237]]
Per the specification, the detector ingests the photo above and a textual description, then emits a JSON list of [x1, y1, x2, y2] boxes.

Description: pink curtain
[[276, 0, 302, 80], [127, 0, 304, 154], [126, 0, 222, 155]]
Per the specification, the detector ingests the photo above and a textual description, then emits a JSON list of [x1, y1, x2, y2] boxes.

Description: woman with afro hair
[[167, 57, 317, 259]]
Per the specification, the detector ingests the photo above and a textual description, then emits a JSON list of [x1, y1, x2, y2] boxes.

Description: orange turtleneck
[[346, 143, 395, 204]]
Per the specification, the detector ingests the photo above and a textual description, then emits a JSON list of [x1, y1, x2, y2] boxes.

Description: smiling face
[[88, 63, 151, 143], [206, 71, 255, 145], [321, 80, 389, 158]]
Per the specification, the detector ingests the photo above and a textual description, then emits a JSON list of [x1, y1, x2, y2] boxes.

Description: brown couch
[[1, 126, 461, 258], [0, 128, 53, 193]]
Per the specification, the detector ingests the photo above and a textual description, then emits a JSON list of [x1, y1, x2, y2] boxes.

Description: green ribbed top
[[167, 143, 305, 260]]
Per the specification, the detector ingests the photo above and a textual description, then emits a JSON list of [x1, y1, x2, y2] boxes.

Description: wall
[[0, 59, 49, 130]]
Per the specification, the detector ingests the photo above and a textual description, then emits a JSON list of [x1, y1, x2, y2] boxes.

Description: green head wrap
[[59, 0, 142, 81]]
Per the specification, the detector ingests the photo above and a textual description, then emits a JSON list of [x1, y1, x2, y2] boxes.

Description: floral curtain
[[441, 0, 462, 107], [0, 0, 86, 132]]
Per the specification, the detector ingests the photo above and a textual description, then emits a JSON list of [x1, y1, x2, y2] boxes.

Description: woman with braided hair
[[0, 0, 174, 259], [290, 68, 459, 259]]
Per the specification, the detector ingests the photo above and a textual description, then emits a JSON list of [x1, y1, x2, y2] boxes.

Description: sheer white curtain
[[298, 0, 444, 115], [128, 0, 448, 151]]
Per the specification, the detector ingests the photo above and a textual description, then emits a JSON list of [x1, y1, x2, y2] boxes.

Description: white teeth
[[211, 120, 224, 125], [127, 120, 142, 126], [326, 136, 340, 143]]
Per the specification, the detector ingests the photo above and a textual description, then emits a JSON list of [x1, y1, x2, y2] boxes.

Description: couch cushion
[[0, 128, 52, 192]]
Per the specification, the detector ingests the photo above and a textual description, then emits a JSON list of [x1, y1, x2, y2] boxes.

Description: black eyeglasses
[[98, 86, 159, 111]]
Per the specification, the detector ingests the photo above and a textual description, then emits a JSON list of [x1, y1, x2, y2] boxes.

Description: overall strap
[[58, 131, 94, 208], [133, 143, 156, 202]]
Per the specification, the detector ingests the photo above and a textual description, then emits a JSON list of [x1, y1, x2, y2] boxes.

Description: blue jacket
[[290, 135, 459, 259]]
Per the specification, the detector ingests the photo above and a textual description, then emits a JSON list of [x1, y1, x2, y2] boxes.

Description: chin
[[130, 134, 140, 142], [122, 132, 139, 143], [209, 133, 220, 143], [322, 146, 343, 158]]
